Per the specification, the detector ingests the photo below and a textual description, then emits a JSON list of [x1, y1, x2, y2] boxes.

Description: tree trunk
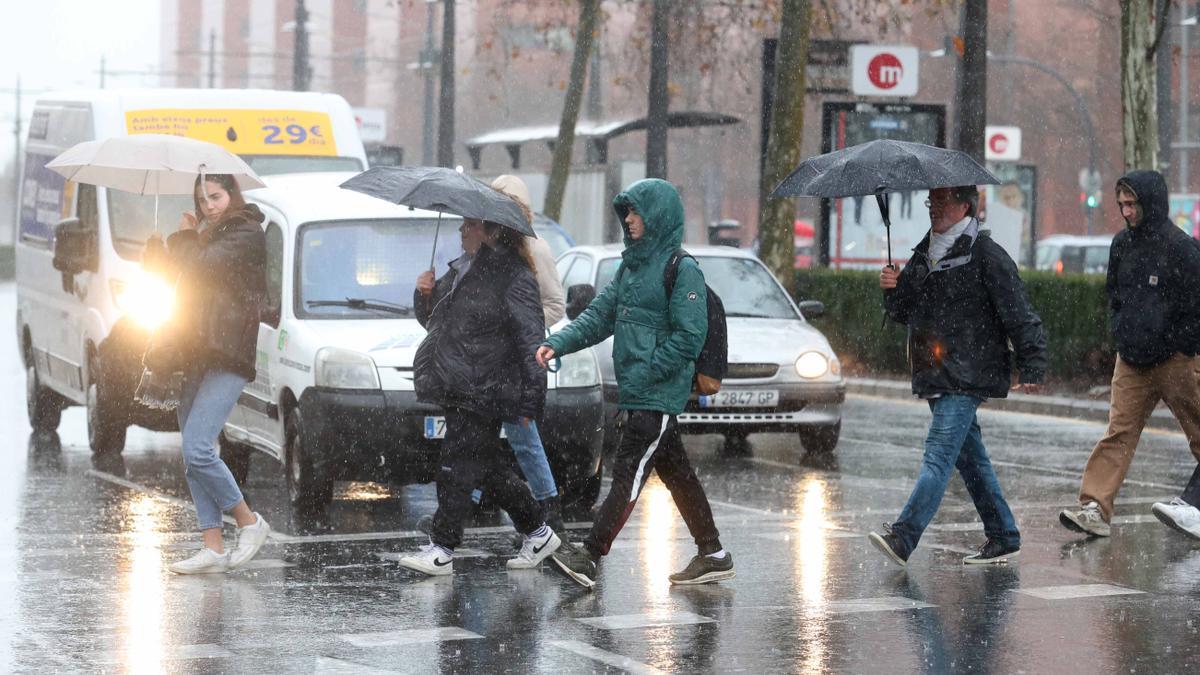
[[646, 0, 670, 180], [1121, 0, 1159, 171], [954, 0, 988, 162], [544, 0, 601, 222], [758, 0, 812, 296], [437, 0, 456, 168]]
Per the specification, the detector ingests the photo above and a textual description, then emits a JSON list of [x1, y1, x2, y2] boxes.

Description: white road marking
[[824, 596, 937, 614], [549, 640, 666, 675], [575, 611, 715, 630], [340, 626, 483, 648], [314, 656, 401, 674], [1016, 583, 1145, 600], [95, 643, 235, 664]]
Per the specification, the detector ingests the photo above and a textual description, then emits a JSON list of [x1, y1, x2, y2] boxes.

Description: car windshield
[[242, 155, 364, 175], [297, 218, 464, 319], [107, 192, 195, 259], [594, 255, 798, 320], [534, 223, 573, 259]]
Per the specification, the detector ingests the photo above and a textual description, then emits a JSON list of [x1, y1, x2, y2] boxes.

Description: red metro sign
[[984, 126, 1022, 161], [851, 45, 919, 97]]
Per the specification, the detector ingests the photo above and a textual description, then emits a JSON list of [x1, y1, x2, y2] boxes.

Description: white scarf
[[927, 216, 973, 265]]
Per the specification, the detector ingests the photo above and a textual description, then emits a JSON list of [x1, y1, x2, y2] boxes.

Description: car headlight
[[556, 348, 601, 388], [315, 347, 381, 389], [795, 351, 829, 379], [110, 270, 175, 330]]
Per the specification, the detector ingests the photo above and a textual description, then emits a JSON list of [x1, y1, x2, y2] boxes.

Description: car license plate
[[423, 416, 507, 440], [699, 390, 779, 408]]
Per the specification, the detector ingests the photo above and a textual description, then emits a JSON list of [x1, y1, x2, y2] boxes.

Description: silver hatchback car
[[555, 244, 845, 455]]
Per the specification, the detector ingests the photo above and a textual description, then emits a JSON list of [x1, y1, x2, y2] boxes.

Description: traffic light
[[1079, 191, 1101, 209]]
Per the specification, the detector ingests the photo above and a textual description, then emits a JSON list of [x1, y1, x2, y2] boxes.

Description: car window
[[1083, 245, 1110, 274], [596, 258, 622, 290], [296, 218, 464, 319], [535, 224, 573, 259], [556, 254, 576, 283], [107, 192, 195, 260], [696, 256, 798, 320], [263, 222, 284, 327], [562, 255, 593, 289], [1035, 244, 1060, 271], [242, 155, 364, 175]]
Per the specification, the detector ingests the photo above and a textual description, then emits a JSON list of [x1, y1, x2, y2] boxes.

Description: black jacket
[[163, 204, 267, 381], [413, 244, 546, 420], [1106, 170, 1200, 367], [885, 221, 1048, 399]]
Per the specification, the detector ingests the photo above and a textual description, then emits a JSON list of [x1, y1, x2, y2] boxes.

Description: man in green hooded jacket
[[536, 178, 733, 588]]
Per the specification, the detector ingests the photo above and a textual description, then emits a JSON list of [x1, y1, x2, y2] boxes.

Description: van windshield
[[297, 218, 465, 319], [107, 193, 195, 259], [242, 155, 364, 175]]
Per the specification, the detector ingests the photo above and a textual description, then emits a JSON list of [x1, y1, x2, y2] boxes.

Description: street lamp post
[[1178, 14, 1196, 192], [421, 0, 437, 166]]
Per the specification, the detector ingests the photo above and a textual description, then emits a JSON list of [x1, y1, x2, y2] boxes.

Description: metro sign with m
[[851, 45, 919, 97]]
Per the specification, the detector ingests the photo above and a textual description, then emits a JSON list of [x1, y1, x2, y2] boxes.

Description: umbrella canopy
[[339, 166, 533, 236], [46, 133, 265, 195], [770, 139, 1000, 199]]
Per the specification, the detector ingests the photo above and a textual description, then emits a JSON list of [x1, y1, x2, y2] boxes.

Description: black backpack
[[663, 250, 728, 394]]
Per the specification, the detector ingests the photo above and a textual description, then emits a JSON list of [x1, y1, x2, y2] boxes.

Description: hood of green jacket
[[613, 179, 685, 266]]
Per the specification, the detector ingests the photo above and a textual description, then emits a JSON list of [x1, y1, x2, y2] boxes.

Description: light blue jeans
[[471, 419, 559, 503], [890, 394, 1020, 555], [177, 367, 247, 530]]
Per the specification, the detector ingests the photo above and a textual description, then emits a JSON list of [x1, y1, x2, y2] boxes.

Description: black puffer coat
[[163, 204, 267, 381], [1106, 170, 1200, 367], [884, 223, 1047, 399], [413, 244, 546, 420]]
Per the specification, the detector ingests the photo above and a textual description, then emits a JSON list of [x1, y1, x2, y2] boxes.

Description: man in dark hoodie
[[869, 185, 1048, 567], [1060, 170, 1200, 541]]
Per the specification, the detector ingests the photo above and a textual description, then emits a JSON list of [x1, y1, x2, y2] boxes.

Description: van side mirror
[[798, 299, 825, 319], [52, 218, 97, 291], [565, 284, 596, 321]]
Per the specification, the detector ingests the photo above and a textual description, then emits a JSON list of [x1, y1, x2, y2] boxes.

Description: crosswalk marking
[[340, 626, 483, 648], [825, 597, 937, 614], [1016, 584, 1145, 600], [95, 643, 234, 664], [549, 640, 666, 675], [576, 611, 716, 630], [314, 656, 401, 674]]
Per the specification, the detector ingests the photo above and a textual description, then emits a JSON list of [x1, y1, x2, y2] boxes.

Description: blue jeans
[[890, 395, 1020, 555], [471, 420, 559, 503], [177, 367, 247, 530]]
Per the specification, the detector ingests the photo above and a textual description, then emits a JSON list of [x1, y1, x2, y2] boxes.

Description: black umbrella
[[340, 165, 533, 268], [770, 139, 1001, 266]]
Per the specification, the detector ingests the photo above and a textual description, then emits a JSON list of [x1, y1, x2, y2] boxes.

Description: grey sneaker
[[668, 552, 735, 585], [550, 543, 597, 589], [868, 526, 910, 567], [168, 548, 230, 575], [1059, 501, 1111, 537]]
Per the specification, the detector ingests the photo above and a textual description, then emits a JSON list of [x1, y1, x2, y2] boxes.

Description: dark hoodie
[[1106, 170, 1200, 367]]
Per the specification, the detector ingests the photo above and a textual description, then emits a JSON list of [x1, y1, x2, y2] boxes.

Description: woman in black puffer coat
[[152, 174, 272, 575], [397, 203, 560, 576]]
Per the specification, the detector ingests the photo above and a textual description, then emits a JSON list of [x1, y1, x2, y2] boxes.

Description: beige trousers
[[1079, 353, 1200, 521]]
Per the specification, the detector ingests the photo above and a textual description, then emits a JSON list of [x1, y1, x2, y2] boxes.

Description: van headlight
[[315, 347, 381, 389], [110, 270, 175, 330], [795, 351, 829, 379], [556, 349, 600, 388]]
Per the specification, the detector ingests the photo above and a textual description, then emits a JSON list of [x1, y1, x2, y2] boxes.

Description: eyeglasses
[[923, 198, 959, 208]]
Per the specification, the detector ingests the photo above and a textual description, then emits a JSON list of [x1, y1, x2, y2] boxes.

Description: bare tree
[[544, 0, 602, 221], [759, 0, 812, 295], [1120, 0, 1168, 170]]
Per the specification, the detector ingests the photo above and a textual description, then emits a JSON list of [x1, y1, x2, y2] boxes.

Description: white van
[[217, 172, 604, 515], [15, 89, 368, 454]]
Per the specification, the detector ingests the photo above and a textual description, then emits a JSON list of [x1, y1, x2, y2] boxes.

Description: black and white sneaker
[[962, 539, 1020, 565], [507, 526, 561, 570], [668, 552, 735, 585], [398, 542, 454, 576], [868, 526, 909, 567]]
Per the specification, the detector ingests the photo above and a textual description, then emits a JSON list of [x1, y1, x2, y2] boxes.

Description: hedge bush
[[794, 269, 1113, 385]]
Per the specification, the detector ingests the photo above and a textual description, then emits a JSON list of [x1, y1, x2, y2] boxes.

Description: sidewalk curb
[[847, 377, 1181, 432]]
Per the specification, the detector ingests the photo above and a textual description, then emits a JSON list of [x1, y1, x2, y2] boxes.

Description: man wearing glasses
[[870, 185, 1048, 567], [1059, 170, 1200, 541]]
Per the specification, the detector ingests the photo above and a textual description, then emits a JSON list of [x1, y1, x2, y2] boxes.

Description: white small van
[[218, 173, 604, 515], [16, 88, 368, 454]]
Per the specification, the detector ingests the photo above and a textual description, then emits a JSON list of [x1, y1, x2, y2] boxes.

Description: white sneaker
[[229, 513, 271, 569], [1152, 498, 1200, 541], [399, 543, 454, 576], [1059, 501, 1111, 537], [168, 548, 230, 575], [507, 527, 561, 570]]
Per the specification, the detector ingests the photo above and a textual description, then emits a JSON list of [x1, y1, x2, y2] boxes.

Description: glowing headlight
[[315, 347, 381, 389], [110, 270, 175, 330], [556, 348, 601, 388], [795, 351, 830, 379]]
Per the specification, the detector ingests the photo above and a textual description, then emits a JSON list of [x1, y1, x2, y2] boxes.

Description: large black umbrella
[[770, 139, 1001, 265], [340, 165, 532, 267]]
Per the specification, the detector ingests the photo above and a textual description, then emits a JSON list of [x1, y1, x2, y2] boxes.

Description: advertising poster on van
[[125, 109, 339, 156], [19, 152, 73, 244]]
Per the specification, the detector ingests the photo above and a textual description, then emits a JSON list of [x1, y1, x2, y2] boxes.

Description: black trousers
[[431, 408, 543, 550], [1182, 463, 1200, 509], [584, 410, 721, 558]]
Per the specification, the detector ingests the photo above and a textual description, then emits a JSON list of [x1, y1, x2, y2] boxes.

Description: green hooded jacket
[[544, 179, 707, 414]]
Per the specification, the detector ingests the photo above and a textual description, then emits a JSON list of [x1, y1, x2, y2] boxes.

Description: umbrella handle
[[875, 192, 892, 267], [429, 211, 442, 270]]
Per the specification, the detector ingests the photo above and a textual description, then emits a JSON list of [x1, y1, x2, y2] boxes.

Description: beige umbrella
[[46, 133, 265, 231]]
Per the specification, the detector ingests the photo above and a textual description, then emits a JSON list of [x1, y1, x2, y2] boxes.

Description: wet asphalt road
[[4, 280, 1200, 674]]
